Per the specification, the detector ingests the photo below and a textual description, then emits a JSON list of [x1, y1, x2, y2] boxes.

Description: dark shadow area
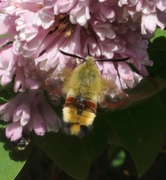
[[15, 144, 53, 180], [12, 140, 166, 180], [0, 126, 34, 162]]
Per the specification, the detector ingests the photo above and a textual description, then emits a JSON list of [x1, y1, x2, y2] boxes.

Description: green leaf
[[0, 122, 8, 129], [0, 129, 32, 180], [150, 29, 166, 43], [82, 115, 110, 162], [110, 149, 126, 167], [35, 132, 89, 180], [35, 117, 110, 180], [148, 29, 166, 75], [0, 83, 16, 103], [105, 95, 166, 177]]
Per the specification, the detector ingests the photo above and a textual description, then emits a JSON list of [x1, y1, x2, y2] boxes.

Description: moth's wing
[[98, 77, 166, 111], [30, 66, 72, 101], [43, 68, 74, 100], [98, 91, 129, 111], [124, 77, 166, 106], [43, 77, 64, 101], [60, 68, 74, 94], [98, 80, 129, 110]]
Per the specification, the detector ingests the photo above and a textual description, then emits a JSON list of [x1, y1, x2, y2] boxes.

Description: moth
[[39, 49, 164, 137], [58, 49, 130, 136]]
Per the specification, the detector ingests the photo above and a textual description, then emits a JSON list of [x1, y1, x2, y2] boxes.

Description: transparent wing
[[99, 77, 166, 111], [30, 66, 66, 101], [124, 77, 166, 105], [43, 77, 64, 101]]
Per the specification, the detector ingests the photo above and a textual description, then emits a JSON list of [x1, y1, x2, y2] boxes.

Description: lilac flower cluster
[[0, 0, 166, 141]]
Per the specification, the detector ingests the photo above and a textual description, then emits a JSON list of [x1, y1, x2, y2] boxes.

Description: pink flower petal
[[6, 121, 23, 141], [32, 105, 46, 136]]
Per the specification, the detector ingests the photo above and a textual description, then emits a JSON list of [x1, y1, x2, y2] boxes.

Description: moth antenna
[[95, 57, 130, 62], [59, 49, 85, 61]]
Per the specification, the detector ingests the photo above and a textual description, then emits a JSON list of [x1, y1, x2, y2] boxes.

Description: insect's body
[[32, 49, 165, 137], [62, 56, 109, 136], [14, 136, 30, 151]]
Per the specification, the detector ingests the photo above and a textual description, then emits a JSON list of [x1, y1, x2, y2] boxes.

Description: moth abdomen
[[62, 96, 97, 136]]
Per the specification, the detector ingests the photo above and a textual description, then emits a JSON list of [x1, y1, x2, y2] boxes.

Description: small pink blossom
[[6, 121, 23, 141], [39, 93, 61, 132], [0, 45, 18, 86], [92, 21, 116, 41], [117, 62, 142, 89], [32, 8, 55, 29], [0, 93, 26, 122], [141, 13, 165, 34], [0, 91, 61, 141], [31, 104, 46, 136], [15, 11, 39, 42]]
